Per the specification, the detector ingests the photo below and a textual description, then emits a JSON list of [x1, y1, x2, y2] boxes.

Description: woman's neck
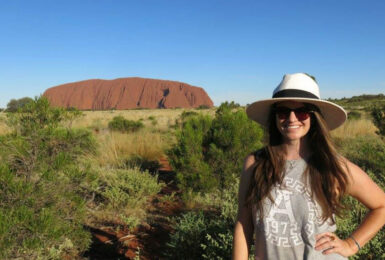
[[282, 138, 310, 160]]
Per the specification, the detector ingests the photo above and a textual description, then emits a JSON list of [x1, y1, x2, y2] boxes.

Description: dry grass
[[72, 109, 215, 132], [0, 112, 10, 135], [331, 118, 377, 139], [77, 108, 215, 168], [89, 129, 171, 168]]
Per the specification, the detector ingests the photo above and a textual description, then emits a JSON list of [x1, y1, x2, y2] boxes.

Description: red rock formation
[[43, 77, 213, 110]]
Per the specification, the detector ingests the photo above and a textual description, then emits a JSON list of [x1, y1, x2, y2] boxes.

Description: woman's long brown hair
[[246, 104, 349, 223]]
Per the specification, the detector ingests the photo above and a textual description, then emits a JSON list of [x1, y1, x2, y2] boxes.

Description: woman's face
[[275, 101, 312, 142]]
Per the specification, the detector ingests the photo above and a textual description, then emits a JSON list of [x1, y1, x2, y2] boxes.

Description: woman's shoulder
[[251, 147, 266, 160], [243, 147, 266, 168]]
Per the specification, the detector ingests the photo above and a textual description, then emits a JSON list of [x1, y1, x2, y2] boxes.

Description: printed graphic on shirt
[[264, 177, 323, 248]]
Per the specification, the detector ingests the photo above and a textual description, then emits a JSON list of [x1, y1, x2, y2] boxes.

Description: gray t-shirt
[[252, 158, 347, 260]]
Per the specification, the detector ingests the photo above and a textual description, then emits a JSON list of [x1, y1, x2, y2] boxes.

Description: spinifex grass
[[85, 167, 164, 230], [0, 112, 10, 135], [90, 129, 170, 168], [331, 118, 377, 139]]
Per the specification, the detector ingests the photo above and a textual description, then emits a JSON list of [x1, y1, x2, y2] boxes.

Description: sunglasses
[[274, 106, 313, 121]]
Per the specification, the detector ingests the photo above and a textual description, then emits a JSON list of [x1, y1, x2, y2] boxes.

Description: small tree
[[371, 105, 385, 137], [168, 102, 263, 193], [0, 96, 95, 258], [6, 97, 33, 112], [108, 116, 144, 133]]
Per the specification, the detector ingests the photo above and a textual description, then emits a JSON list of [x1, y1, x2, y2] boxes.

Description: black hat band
[[273, 89, 319, 99]]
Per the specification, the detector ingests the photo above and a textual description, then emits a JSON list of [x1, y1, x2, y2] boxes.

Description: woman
[[232, 73, 385, 259]]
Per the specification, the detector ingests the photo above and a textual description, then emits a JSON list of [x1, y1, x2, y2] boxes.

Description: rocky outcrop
[[43, 77, 213, 110]]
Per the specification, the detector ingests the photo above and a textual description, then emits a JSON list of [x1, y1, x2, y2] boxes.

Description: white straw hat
[[246, 73, 347, 130]]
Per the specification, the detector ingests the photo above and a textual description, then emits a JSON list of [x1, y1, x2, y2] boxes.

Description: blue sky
[[1, 0, 384, 108]]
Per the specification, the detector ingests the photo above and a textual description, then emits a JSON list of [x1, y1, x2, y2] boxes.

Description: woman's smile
[[275, 101, 311, 142]]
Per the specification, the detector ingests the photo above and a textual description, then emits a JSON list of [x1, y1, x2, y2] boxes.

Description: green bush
[[5, 97, 34, 112], [0, 163, 92, 259], [336, 172, 385, 260], [180, 111, 199, 121], [347, 111, 361, 120], [0, 97, 96, 259], [371, 105, 385, 136], [146, 116, 158, 126], [336, 136, 385, 259], [338, 136, 385, 184], [165, 179, 255, 260], [197, 104, 210, 109], [108, 116, 144, 132], [168, 102, 263, 193], [93, 167, 163, 229], [169, 114, 215, 192], [102, 168, 162, 209]]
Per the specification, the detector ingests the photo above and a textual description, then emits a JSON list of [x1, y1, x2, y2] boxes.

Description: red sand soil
[[43, 77, 213, 110], [83, 157, 183, 259]]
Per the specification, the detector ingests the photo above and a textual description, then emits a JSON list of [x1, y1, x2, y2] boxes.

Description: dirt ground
[[83, 158, 183, 260]]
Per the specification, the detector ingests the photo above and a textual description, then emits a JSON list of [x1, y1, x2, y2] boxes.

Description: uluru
[[43, 77, 214, 110]]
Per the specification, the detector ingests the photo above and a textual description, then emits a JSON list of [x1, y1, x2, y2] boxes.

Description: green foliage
[[169, 114, 215, 191], [2, 99, 95, 177], [169, 102, 263, 193], [94, 167, 163, 229], [147, 115, 158, 126], [180, 111, 199, 120], [197, 104, 210, 109], [371, 104, 385, 136], [347, 111, 361, 120], [102, 168, 162, 209], [108, 116, 144, 132], [327, 94, 385, 110], [219, 101, 240, 109], [338, 136, 385, 181], [0, 164, 92, 259], [336, 136, 385, 259], [165, 209, 238, 259], [165, 179, 253, 259], [0, 96, 96, 259], [6, 97, 34, 112]]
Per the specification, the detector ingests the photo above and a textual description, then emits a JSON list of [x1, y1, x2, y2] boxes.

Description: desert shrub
[[371, 104, 385, 136], [220, 101, 240, 109], [169, 114, 215, 192], [0, 97, 96, 259], [338, 136, 385, 184], [108, 116, 144, 133], [169, 102, 263, 193], [180, 111, 199, 120], [336, 136, 385, 259], [336, 171, 385, 260], [347, 111, 361, 120], [0, 163, 92, 259], [197, 104, 210, 109], [5, 97, 34, 112], [91, 167, 163, 229], [171, 110, 200, 129], [147, 116, 158, 126], [165, 179, 255, 259]]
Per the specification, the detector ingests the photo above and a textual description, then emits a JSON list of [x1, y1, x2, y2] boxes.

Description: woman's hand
[[315, 232, 358, 257]]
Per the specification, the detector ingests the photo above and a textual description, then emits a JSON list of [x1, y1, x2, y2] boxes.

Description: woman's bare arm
[[232, 154, 256, 260], [315, 158, 385, 256]]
